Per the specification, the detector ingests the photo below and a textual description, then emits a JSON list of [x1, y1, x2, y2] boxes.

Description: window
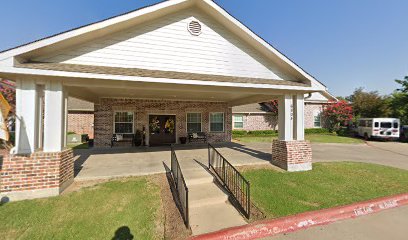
[[210, 112, 224, 132], [187, 113, 202, 133], [233, 114, 244, 129], [380, 122, 392, 128], [313, 111, 321, 128], [393, 122, 399, 129], [114, 112, 134, 134], [374, 122, 379, 128]]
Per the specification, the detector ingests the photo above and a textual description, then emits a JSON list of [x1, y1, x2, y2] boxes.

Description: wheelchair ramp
[[179, 159, 247, 236]]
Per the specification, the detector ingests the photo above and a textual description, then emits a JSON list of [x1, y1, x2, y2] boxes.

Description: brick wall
[[0, 149, 74, 195], [233, 113, 278, 131], [68, 111, 94, 139], [233, 103, 325, 131], [94, 98, 232, 147], [271, 140, 312, 172], [304, 103, 329, 129]]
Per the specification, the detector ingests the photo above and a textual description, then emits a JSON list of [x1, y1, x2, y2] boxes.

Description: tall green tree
[[395, 76, 408, 93], [389, 76, 408, 124], [346, 88, 390, 118]]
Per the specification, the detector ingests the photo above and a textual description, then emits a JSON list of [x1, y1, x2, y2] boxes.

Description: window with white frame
[[233, 114, 244, 129], [114, 112, 134, 134], [210, 112, 224, 132], [313, 110, 322, 128], [187, 113, 202, 133]]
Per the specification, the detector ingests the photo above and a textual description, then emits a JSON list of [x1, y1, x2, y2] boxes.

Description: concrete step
[[189, 183, 228, 208], [189, 202, 247, 235], [183, 169, 214, 186]]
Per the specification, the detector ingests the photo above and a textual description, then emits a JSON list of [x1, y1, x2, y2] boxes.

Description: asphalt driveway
[[312, 141, 408, 170]]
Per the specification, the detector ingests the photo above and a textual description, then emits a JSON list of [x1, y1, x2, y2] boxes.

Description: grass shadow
[[112, 226, 134, 240]]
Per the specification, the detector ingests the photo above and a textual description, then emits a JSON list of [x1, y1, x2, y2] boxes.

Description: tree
[[0, 79, 15, 114], [322, 100, 353, 132], [395, 76, 408, 93], [260, 100, 278, 130], [0, 79, 16, 148], [346, 88, 390, 118], [389, 76, 408, 124]]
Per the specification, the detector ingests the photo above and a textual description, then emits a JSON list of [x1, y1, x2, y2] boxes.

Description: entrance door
[[149, 115, 176, 146]]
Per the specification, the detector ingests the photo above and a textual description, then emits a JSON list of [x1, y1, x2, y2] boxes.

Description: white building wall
[[36, 9, 291, 81]]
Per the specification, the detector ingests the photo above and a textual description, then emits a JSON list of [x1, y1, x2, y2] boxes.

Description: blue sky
[[0, 0, 407, 97]]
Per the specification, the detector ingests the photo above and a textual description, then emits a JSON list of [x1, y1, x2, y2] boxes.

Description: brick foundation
[[95, 98, 232, 147], [271, 140, 312, 172], [0, 149, 74, 201]]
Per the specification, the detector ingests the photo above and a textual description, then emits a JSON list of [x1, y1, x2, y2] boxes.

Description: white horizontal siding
[[37, 9, 290, 80]]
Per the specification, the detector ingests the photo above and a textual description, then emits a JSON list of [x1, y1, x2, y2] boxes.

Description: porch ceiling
[[64, 78, 309, 106]]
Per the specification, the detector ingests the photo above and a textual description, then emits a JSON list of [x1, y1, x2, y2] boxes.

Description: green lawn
[[67, 142, 89, 149], [244, 162, 408, 218], [0, 178, 162, 240], [306, 134, 364, 144], [234, 134, 363, 144]]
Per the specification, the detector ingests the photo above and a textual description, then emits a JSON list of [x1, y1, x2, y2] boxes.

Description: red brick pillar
[[0, 149, 74, 201], [272, 140, 312, 172]]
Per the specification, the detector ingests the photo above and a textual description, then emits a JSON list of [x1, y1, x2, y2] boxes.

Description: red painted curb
[[191, 193, 408, 240]]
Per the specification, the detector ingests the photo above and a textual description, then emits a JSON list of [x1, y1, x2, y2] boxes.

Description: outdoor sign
[[0, 92, 11, 141]]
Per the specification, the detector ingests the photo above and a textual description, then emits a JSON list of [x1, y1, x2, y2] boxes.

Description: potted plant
[[179, 136, 187, 144]]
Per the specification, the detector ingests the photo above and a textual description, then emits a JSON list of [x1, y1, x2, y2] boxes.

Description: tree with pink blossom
[[322, 100, 353, 132]]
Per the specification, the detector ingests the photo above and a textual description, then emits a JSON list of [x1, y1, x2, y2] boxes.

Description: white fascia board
[[0, 0, 191, 60], [232, 112, 271, 114], [200, 0, 326, 91], [305, 100, 329, 104], [0, 66, 320, 92]]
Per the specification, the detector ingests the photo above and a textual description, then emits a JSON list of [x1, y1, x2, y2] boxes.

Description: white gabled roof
[[0, 0, 328, 92]]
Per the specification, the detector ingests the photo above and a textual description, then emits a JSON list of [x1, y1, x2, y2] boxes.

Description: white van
[[356, 118, 400, 140]]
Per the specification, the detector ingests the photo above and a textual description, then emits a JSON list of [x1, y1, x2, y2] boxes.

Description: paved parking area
[[73, 141, 408, 180], [312, 141, 408, 170], [268, 205, 408, 240]]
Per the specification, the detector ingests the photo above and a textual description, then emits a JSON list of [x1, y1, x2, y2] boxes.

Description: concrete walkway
[[73, 141, 408, 181], [268, 205, 408, 240], [177, 157, 247, 235], [73, 142, 268, 181]]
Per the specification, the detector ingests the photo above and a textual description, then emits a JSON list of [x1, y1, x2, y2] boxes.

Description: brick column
[[272, 140, 312, 171], [0, 149, 74, 201], [272, 94, 312, 172]]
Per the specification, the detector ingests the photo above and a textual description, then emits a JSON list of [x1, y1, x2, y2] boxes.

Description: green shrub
[[232, 130, 278, 137], [248, 130, 278, 136], [233, 128, 336, 137], [67, 131, 76, 135], [232, 130, 248, 136], [305, 128, 331, 135], [336, 127, 353, 137]]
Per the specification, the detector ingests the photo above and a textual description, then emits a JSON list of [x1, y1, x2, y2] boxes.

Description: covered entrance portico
[[0, 0, 329, 201]]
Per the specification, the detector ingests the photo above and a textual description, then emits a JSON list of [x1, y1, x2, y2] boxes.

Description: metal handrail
[[208, 143, 251, 218], [170, 145, 189, 227]]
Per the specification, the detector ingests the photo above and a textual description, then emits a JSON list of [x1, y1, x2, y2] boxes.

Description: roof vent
[[188, 20, 202, 36]]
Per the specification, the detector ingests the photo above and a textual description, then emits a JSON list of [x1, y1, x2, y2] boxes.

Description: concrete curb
[[191, 193, 408, 240]]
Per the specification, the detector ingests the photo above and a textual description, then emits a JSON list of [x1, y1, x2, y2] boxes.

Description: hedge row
[[232, 130, 278, 136], [233, 128, 331, 137]]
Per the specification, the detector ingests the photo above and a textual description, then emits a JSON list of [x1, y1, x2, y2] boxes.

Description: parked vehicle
[[356, 118, 400, 140], [400, 125, 408, 141]]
